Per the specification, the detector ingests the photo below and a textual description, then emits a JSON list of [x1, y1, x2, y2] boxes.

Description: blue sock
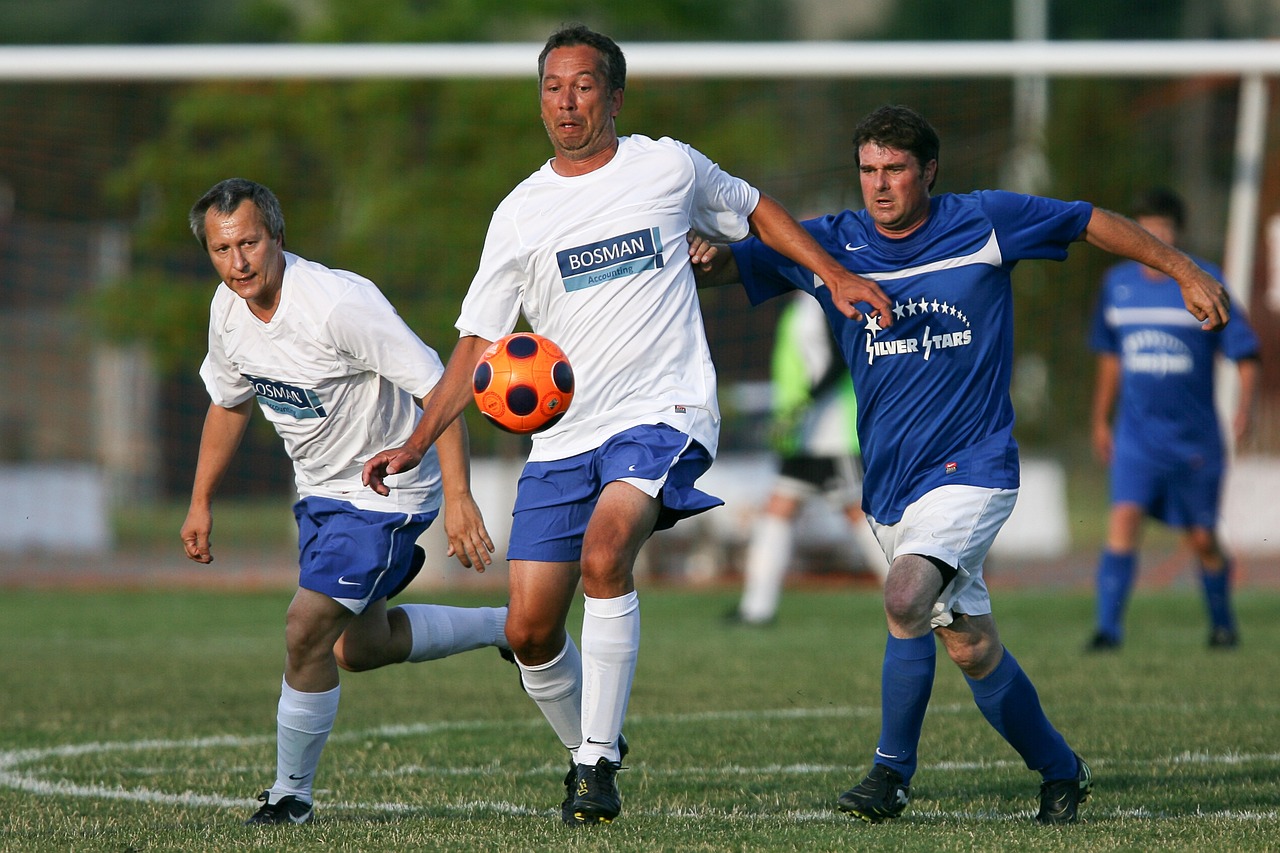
[[966, 649, 1075, 781], [874, 633, 936, 781], [1095, 550, 1136, 641], [1199, 559, 1234, 631]]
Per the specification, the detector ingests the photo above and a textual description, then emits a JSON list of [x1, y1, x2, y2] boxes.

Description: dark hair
[[852, 105, 941, 189], [538, 24, 626, 93], [1131, 187, 1184, 230], [188, 178, 285, 249]]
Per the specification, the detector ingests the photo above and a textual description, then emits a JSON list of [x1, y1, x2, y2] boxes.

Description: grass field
[[2, 584, 1278, 852]]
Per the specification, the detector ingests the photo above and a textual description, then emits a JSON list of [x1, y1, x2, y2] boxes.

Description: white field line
[[2, 706, 1279, 822]]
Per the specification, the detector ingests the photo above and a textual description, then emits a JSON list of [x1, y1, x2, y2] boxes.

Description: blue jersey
[[734, 191, 1092, 524], [1089, 258, 1259, 470]]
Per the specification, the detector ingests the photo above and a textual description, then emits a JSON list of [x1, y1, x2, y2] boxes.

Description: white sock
[[272, 679, 339, 802], [577, 591, 639, 766], [517, 634, 583, 754], [739, 515, 791, 622], [402, 604, 509, 662]]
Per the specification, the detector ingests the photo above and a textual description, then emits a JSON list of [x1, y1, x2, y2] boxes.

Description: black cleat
[[1035, 753, 1092, 825], [1085, 631, 1121, 652], [561, 734, 628, 825], [244, 790, 313, 825], [386, 545, 426, 601], [1208, 626, 1239, 649], [837, 763, 910, 823]]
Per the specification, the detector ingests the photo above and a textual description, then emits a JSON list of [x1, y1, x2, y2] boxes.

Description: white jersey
[[200, 252, 446, 513], [457, 134, 761, 462]]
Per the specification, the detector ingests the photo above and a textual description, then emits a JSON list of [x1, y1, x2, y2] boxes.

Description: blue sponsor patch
[[557, 228, 664, 292], [245, 374, 327, 419]]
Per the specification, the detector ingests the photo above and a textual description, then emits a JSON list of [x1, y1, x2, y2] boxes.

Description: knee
[[947, 634, 1001, 679], [505, 619, 566, 666], [883, 582, 934, 628]]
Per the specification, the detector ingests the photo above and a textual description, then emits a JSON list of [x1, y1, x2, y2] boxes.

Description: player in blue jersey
[[1086, 188, 1259, 652], [692, 105, 1231, 825]]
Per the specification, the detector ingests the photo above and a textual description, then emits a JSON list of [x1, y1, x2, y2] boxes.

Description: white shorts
[[867, 484, 1018, 629]]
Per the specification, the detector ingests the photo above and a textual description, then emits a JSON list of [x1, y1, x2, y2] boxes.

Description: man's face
[[857, 143, 936, 238], [539, 44, 623, 167], [203, 201, 285, 314], [1136, 214, 1179, 248]]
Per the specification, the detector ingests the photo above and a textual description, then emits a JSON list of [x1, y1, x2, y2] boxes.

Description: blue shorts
[[507, 423, 721, 563], [1110, 445, 1222, 529], [293, 496, 437, 614]]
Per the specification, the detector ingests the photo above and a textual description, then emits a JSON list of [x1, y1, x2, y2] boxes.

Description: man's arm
[[746, 194, 893, 324], [180, 399, 254, 564], [1233, 357, 1261, 445], [1090, 353, 1121, 465], [1082, 208, 1231, 330], [430, 402, 495, 570], [363, 334, 492, 496]]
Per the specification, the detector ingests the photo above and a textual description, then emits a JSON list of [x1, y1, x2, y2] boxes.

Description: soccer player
[[181, 178, 511, 826], [728, 291, 886, 627], [692, 105, 1231, 824], [362, 25, 891, 826], [1087, 187, 1259, 652]]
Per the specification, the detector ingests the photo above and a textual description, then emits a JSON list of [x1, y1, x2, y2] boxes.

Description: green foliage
[[2, 586, 1279, 850]]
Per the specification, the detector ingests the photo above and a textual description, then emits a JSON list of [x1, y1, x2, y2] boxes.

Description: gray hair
[[188, 178, 285, 249]]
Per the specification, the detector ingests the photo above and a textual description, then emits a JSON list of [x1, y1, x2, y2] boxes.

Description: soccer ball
[[472, 333, 575, 434]]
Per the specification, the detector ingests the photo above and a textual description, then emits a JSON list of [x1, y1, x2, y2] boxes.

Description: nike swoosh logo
[[627, 465, 637, 472], [875, 748, 899, 759], [336, 577, 359, 586], [288, 774, 309, 781], [845, 243, 868, 252], [585, 737, 613, 745]]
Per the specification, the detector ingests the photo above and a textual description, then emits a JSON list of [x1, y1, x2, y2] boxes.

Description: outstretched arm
[[181, 399, 254, 564], [431, 404, 494, 571], [747, 194, 893, 324], [363, 334, 492, 496], [1083, 208, 1231, 330]]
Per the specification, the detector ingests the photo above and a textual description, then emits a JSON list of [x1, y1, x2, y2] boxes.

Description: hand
[[1177, 266, 1231, 331], [362, 445, 425, 496], [825, 268, 893, 325], [686, 230, 719, 272], [442, 493, 495, 572], [180, 506, 214, 564]]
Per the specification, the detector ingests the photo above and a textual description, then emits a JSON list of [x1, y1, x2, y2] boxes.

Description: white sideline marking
[[2, 708, 1279, 822]]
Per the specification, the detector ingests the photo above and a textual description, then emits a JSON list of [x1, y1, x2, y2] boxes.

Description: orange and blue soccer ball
[[472, 333, 574, 434]]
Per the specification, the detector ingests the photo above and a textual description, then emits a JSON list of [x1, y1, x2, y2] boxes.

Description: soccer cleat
[[837, 763, 911, 823], [1208, 627, 1239, 649], [561, 734, 628, 825], [1085, 631, 1121, 652], [386, 545, 426, 601], [244, 790, 313, 825], [1035, 753, 1092, 825]]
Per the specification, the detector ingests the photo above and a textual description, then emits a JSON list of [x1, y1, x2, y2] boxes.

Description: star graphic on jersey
[[916, 297, 929, 314], [864, 312, 882, 336], [893, 301, 908, 320]]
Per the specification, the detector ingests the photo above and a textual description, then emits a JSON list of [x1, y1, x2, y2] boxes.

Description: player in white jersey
[[181, 178, 510, 826], [363, 26, 892, 826]]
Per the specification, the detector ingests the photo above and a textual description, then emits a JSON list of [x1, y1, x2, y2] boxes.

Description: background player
[[182, 178, 510, 825], [693, 105, 1230, 824], [1086, 187, 1260, 651], [363, 25, 891, 826], [728, 291, 886, 627]]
